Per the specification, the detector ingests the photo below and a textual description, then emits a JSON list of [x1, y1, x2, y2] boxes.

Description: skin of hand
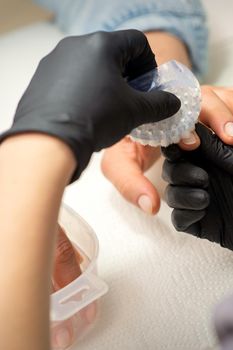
[[101, 31, 233, 215], [0, 31, 182, 350], [0, 134, 76, 350], [52, 225, 82, 291]]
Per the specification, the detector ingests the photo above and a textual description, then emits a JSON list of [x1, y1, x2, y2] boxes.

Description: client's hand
[[162, 123, 233, 250], [102, 85, 233, 214]]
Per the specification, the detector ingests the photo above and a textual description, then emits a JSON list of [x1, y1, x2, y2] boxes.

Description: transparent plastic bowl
[[50, 204, 108, 350]]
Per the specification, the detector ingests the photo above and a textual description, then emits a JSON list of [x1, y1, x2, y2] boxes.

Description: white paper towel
[[63, 154, 233, 350]]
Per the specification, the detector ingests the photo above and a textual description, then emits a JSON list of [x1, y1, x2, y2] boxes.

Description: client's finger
[[178, 130, 200, 151], [200, 85, 233, 145], [52, 225, 82, 290], [101, 137, 161, 214]]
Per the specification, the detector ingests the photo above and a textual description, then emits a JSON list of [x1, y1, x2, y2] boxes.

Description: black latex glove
[[0, 30, 180, 181], [162, 123, 233, 250]]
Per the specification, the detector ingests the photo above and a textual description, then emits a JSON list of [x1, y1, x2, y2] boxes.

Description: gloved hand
[[162, 123, 233, 250], [0, 30, 180, 181]]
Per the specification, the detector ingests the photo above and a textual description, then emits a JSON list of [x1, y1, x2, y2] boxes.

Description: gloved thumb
[[132, 89, 181, 127], [196, 123, 233, 175]]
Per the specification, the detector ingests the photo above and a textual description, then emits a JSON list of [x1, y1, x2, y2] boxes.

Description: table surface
[[1, 2, 233, 349]]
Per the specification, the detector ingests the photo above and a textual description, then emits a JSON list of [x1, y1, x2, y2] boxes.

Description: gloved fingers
[[165, 185, 210, 210], [200, 85, 233, 145], [162, 159, 208, 187], [131, 89, 181, 126], [171, 208, 206, 232], [116, 30, 181, 129], [195, 123, 233, 175], [183, 222, 202, 237], [161, 143, 184, 162], [109, 29, 156, 79]]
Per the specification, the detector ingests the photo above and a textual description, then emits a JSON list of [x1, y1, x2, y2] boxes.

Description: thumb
[[132, 90, 181, 126], [196, 123, 233, 175], [101, 139, 161, 214]]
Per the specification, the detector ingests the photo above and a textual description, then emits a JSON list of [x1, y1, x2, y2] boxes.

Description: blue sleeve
[[35, 0, 208, 77]]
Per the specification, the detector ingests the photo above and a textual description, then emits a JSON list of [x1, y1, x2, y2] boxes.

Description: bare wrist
[[0, 133, 77, 350], [0, 133, 77, 186], [145, 31, 192, 68]]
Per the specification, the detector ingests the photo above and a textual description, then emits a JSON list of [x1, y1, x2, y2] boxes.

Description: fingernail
[[56, 328, 71, 348], [138, 195, 153, 214], [224, 122, 233, 136], [181, 132, 197, 145]]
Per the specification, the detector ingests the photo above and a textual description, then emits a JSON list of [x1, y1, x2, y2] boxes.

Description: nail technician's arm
[[0, 30, 180, 350]]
